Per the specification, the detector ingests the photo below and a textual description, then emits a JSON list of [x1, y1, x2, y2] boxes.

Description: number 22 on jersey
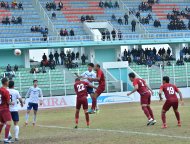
[[77, 84, 85, 92]]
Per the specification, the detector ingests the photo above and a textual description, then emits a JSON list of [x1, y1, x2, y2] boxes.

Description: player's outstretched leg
[[161, 110, 167, 129], [141, 105, 154, 126], [75, 109, 80, 129]]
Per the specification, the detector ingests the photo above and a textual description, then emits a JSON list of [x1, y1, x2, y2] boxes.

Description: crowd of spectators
[[4, 64, 18, 79], [167, 8, 190, 30], [0, 1, 23, 10], [40, 51, 86, 69], [122, 47, 174, 67], [80, 15, 95, 22], [31, 25, 48, 41], [60, 29, 75, 36], [99, 0, 119, 8], [101, 29, 122, 41], [46, 1, 63, 11], [2, 16, 22, 25]]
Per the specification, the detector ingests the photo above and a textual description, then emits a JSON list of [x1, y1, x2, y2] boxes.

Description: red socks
[[85, 113, 90, 126], [75, 111, 79, 125], [142, 106, 151, 120], [147, 106, 154, 120], [5, 125, 11, 139], [161, 112, 166, 124]]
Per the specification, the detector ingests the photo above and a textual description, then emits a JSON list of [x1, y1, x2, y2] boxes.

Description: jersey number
[[77, 84, 85, 92], [139, 80, 145, 87], [167, 87, 175, 94], [0, 94, 2, 104]]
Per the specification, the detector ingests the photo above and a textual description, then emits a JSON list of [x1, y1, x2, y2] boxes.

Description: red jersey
[[160, 83, 179, 102], [74, 81, 89, 99], [0, 87, 10, 111], [97, 69, 105, 86], [133, 78, 149, 96]]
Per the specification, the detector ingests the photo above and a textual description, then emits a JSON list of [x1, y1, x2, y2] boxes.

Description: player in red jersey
[[74, 78, 97, 128], [0, 78, 14, 143], [159, 76, 184, 129], [127, 73, 156, 126], [87, 64, 105, 114]]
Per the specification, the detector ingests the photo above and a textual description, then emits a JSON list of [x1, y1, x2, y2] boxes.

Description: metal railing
[[0, 32, 189, 44], [14, 69, 122, 97], [33, 0, 58, 35]]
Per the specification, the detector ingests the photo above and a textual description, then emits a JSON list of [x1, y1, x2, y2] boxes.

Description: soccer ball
[[14, 49, 21, 56]]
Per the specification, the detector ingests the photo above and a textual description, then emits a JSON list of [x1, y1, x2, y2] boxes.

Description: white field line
[[38, 125, 190, 140]]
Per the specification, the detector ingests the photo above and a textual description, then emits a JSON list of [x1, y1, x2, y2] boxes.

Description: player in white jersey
[[8, 80, 23, 141], [75, 63, 100, 111], [25, 80, 43, 126]]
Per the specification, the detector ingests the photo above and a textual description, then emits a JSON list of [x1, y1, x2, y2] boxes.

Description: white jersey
[[8, 89, 21, 112], [26, 87, 43, 104], [81, 70, 96, 85]]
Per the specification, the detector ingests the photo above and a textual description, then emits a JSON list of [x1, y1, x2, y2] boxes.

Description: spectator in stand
[[106, 29, 111, 41], [52, 12, 56, 19], [102, 30, 106, 41], [114, 1, 119, 8], [81, 54, 86, 65], [118, 29, 122, 40], [42, 53, 47, 61], [188, 20, 190, 30], [76, 52, 79, 60], [81, 15, 85, 22], [58, 1, 63, 9], [17, 16, 22, 24], [6, 64, 12, 72], [60, 28, 64, 36], [54, 51, 60, 65], [63, 29, 68, 36], [18, 2, 23, 10], [111, 14, 116, 21], [108, 0, 113, 8], [118, 17, 123, 25], [131, 19, 136, 32], [11, 16, 16, 23], [49, 59, 55, 69], [70, 29, 75, 36], [124, 13, 129, 25], [99, 0, 104, 8], [167, 47, 171, 56], [136, 11, 140, 19], [154, 20, 161, 27], [60, 50, 65, 65], [49, 52, 54, 61], [104, 0, 109, 8], [111, 29, 116, 40], [14, 64, 18, 72]]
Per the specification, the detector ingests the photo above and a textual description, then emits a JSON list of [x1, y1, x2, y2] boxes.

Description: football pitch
[[6, 99, 190, 144]]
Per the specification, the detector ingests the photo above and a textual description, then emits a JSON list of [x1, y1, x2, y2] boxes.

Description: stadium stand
[[0, 0, 50, 38], [123, 0, 190, 33], [39, 0, 143, 36]]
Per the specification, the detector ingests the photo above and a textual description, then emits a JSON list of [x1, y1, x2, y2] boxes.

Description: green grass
[[3, 99, 190, 144]]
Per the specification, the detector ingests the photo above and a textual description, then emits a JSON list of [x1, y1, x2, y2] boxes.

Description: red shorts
[[140, 92, 151, 105], [0, 109, 12, 123], [163, 100, 178, 111], [95, 85, 105, 96], [76, 97, 88, 110]]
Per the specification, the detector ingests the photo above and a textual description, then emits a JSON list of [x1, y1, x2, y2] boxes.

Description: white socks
[[33, 114, 37, 124], [25, 113, 29, 123], [14, 126, 19, 139]]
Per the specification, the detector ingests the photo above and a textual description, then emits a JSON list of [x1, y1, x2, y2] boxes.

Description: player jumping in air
[[74, 63, 99, 111], [74, 78, 97, 128], [159, 76, 184, 129], [25, 80, 43, 126], [127, 73, 156, 126], [0, 78, 14, 143], [87, 64, 105, 114], [8, 80, 23, 141]]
